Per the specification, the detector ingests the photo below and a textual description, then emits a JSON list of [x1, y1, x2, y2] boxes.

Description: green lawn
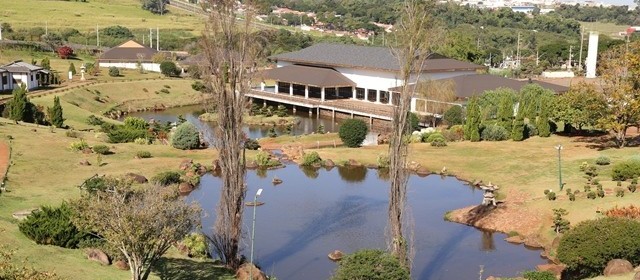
[[0, 0, 203, 33], [581, 21, 628, 38]]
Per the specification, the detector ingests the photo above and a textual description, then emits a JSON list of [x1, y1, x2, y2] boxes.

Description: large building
[[98, 40, 161, 72]]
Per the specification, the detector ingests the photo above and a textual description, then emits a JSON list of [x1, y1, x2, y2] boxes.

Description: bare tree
[[200, 0, 262, 269], [388, 0, 441, 268], [71, 178, 201, 280], [415, 79, 457, 126]]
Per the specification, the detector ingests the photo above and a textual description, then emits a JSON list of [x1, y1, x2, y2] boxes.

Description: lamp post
[[250, 188, 263, 280], [555, 144, 563, 191]]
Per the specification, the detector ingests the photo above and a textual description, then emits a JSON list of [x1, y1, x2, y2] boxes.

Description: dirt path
[[0, 141, 9, 184]]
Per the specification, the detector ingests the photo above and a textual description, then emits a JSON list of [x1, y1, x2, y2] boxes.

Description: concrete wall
[[99, 62, 161, 73]]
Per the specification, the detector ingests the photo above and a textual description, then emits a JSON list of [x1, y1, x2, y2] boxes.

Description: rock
[[347, 159, 362, 167], [416, 167, 430, 177], [634, 272, 640, 280], [12, 208, 39, 221], [604, 259, 634, 276], [179, 159, 193, 171], [126, 173, 148, 184], [82, 148, 93, 154], [196, 165, 207, 175], [79, 159, 91, 166], [523, 236, 542, 248], [86, 248, 110, 265], [407, 161, 421, 171], [178, 183, 194, 194], [505, 235, 525, 244], [114, 260, 129, 270], [245, 161, 258, 169], [311, 162, 322, 168], [236, 263, 267, 280], [536, 264, 565, 278], [328, 250, 344, 262], [324, 159, 335, 168]]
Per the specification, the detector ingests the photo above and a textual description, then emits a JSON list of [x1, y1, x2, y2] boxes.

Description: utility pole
[[516, 32, 521, 68], [96, 24, 100, 47], [0, 24, 3, 41], [536, 50, 539, 66], [45, 21, 48, 35], [578, 26, 584, 71], [156, 26, 159, 51], [568, 45, 573, 68], [149, 28, 153, 49]]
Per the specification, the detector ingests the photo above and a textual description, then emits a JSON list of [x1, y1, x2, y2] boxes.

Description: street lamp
[[250, 188, 263, 280], [555, 145, 563, 191]]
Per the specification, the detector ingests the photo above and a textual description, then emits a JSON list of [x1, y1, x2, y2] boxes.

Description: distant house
[[0, 60, 49, 92], [98, 40, 160, 72]]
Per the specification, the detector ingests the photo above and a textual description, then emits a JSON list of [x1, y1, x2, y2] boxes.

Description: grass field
[[0, 0, 204, 33], [581, 21, 629, 38]]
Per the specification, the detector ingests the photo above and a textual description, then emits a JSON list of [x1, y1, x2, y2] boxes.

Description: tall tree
[[511, 103, 526, 141], [41, 57, 51, 71], [598, 41, 640, 147], [200, 0, 264, 269], [388, 0, 441, 268], [464, 96, 481, 142], [71, 178, 200, 280], [552, 82, 607, 132], [68, 63, 76, 76], [7, 84, 30, 122], [50, 96, 64, 128], [496, 92, 514, 132]]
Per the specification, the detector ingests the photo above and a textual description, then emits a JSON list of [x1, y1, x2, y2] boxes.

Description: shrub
[[425, 133, 445, 143], [92, 144, 110, 155], [597, 189, 605, 198], [615, 188, 625, 197], [69, 139, 89, 151], [579, 161, 589, 172], [443, 125, 465, 141], [107, 127, 149, 143], [587, 191, 596, 199], [182, 233, 209, 259], [56, 46, 74, 59], [377, 154, 389, 169], [339, 119, 369, 148], [276, 105, 288, 117], [604, 205, 640, 219], [629, 183, 637, 193], [331, 249, 410, 280], [171, 122, 200, 150], [568, 193, 576, 201], [134, 137, 150, 145], [255, 151, 280, 167], [136, 151, 152, 158], [546, 191, 556, 201], [583, 185, 591, 192], [160, 61, 179, 77], [611, 159, 640, 181], [108, 66, 120, 77], [408, 112, 420, 132], [595, 156, 610, 165], [525, 123, 538, 138], [86, 115, 105, 126], [301, 151, 322, 166], [443, 106, 463, 126], [18, 203, 92, 248], [191, 81, 206, 92], [65, 130, 79, 138], [267, 127, 277, 138], [151, 171, 182, 186], [316, 124, 325, 134], [431, 138, 447, 147], [557, 217, 640, 278], [245, 138, 261, 150], [552, 208, 570, 233], [522, 270, 555, 280], [481, 125, 509, 141], [123, 117, 148, 130]]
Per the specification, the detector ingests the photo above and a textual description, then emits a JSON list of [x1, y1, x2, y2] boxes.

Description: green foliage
[[464, 97, 481, 142], [107, 128, 150, 143], [69, 139, 89, 151], [136, 151, 152, 158], [301, 151, 322, 166], [587, 191, 596, 199], [552, 208, 570, 233], [443, 105, 463, 126], [611, 159, 640, 181], [557, 217, 640, 279], [377, 154, 390, 169], [615, 187, 625, 197], [171, 122, 200, 150], [108, 66, 120, 77], [80, 176, 108, 194], [569, 193, 576, 201], [191, 81, 206, 92], [496, 93, 514, 131], [7, 84, 30, 122], [408, 112, 420, 132], [65, 130, 78, 138], [134, 137, 150, 145], [245, 138, 261, 150], [629, 183, 637, 193], [123, 117, 148, 130], [522, 270, 556, 280], [151, 171, 182, 186], [91, 144, 110, 155], [267, 126, 277, 138], [160, 61, 179, 77], [331, 249, 410, 280], [86, 115, 104, 126], [481, 124, 509, 141], [182, 233, 209, 259], [49, 96, 64, 128], [511, 105, 526, 141], [316, 124, 325, 134], [276, 105, 288, 117], [536, 117, 551, 137], [552, 82, 606, 132], [18, 203, 93, 248], [546, 191, 556, 201], [255, 151, 280, 167], [339, 119, 369, 148], [425, 133, 445, 143], [102, 25, 134, 39], [431, 138, 447, 147], [41, 57, 51, 70], [141, 0, 168, 14], [68, 63, 76, 75]]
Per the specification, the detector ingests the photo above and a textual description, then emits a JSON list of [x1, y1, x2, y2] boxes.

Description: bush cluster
[[103, 117, 151, 144], [18, 203, 93, 248], [86, 115, 104, 126], [108, 66, 119, 77], [171, 122, 200, 150], [92, 144, 110, 155], [611, 159, 640, 181], [245, 138, 261, 150], [69, 139, 89, 151], [255, 151, 280, 168], [557, 217, 640, 279], [595, 156, 610, 166], [481, 125, 509, 141], [151, 171, 182, 186], [331, 249, 409, 280], [182, 233, 210, 259], [338, 119, 368, 148], [301, 151, 322, 166], [136, 151, 152, 158]]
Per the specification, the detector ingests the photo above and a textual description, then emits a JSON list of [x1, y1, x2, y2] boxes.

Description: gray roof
[[269, 43, 486, 73], [98, 40, 158, 62], [0, 60, 43, 73], [389, 74, 569, 98], [259, 65, 356, 88]]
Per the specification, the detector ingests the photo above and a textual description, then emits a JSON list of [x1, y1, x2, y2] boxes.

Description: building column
[[274, 82, 279, 94], [321, 87, 325, 102], [389, 92, 393, 105], [364, 89, 368, 102], [260, 82, 265, 91], [289, 83, 294, 96], [376, 90, 381, 104], [352, 87, 356, 100], [305, 85, 309, 99], [410, 98, 417, 112]]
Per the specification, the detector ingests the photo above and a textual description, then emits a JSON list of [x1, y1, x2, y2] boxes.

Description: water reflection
[[337, 166, 368, 183], [300, 166, 320, 179], [481, 231, 496, 252]]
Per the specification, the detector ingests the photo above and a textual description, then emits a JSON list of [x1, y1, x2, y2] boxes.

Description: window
[[356, 87, 365, 100], [379, 91, 389, 104], [277, 82, 290, 94], [367, 89, 377, 102], [31, 74, 34, 81], [2, 75, 7, 85]]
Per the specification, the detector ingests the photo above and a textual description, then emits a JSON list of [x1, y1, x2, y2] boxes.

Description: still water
[[187, 166, 545, 280]]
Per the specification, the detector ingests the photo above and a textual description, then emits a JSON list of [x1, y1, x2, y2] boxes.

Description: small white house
[[0, 60, 49, 91], [98, 40, 161, 72]]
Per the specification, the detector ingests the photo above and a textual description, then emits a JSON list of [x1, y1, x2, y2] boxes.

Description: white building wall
[[9, 72, 38, 91], [99, 62, 161, 73]]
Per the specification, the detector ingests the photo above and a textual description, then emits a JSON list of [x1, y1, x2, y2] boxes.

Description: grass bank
[[199, 112, 297, 126]]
